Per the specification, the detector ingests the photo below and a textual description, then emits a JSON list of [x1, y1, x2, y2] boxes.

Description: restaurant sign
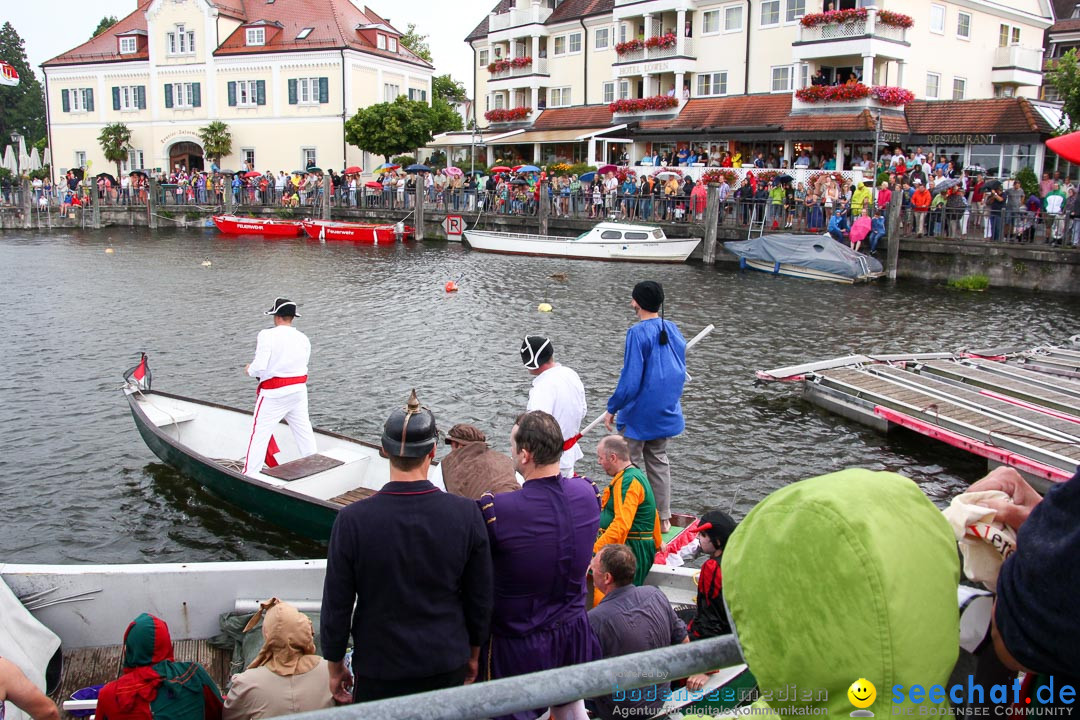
[[925, 134, 996, 145]]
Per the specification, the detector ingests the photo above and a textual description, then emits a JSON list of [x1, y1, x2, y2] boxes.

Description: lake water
[[3, 227, 1078, 563]]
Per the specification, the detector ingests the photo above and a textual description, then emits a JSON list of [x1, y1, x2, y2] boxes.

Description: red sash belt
[[257, 375, 308, 394]]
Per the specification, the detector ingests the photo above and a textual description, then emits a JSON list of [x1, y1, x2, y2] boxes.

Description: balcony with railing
[[488, 58, 549, 81], [614, 36, 695, 75], [609, 95, 684, 120], [489, 5, 552, 33], [793, 7, 911, 62], [992, 45, 1044, 87]]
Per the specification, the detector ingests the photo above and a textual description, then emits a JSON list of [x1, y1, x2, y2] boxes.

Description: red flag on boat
[[0, 62, 19, 88], [265, 435, 280, 468], [123, 353, 152, 390]]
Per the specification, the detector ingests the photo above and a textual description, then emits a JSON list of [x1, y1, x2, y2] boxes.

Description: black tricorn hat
[[381, 389, 438, 458], [265, 297, 300, 317]]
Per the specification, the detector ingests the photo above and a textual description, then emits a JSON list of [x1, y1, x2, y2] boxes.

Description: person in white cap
[[520, 335, 587, 477], [242, 297, 317, 477]]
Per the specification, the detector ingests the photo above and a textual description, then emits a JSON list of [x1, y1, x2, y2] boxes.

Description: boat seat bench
[[138, 401, 197, 427]]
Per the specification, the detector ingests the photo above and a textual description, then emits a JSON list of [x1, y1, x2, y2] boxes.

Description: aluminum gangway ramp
[[809, 362, 1080, 485]]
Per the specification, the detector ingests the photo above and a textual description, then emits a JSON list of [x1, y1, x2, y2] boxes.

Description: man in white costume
[[521, 335, 587, 476], [242, 297, 317, 476]]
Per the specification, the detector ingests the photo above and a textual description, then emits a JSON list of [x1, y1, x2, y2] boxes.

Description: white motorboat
[[724, 234, 884, 284], [463, 222, 701, 263]]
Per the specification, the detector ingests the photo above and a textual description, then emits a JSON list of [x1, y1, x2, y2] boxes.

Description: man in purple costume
[[478, 410, 602, 720]]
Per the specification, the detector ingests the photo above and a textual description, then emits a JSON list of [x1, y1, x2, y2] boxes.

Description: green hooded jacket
[[722, 469, 959, 718]]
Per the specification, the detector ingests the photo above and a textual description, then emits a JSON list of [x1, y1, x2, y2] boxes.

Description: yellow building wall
[[152, 1, 209, 67]]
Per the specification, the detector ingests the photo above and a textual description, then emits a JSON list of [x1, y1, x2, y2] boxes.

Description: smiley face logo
[[848, 678, 877, 716]]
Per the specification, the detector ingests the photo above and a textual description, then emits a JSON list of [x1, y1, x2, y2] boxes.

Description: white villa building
[[43, 0, 433, 176], [453, 0, 1061, 174]]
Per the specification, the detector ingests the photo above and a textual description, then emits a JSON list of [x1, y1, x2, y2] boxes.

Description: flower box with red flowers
[[869, 86, 915, 106], [487, 57, 533, 74], [484, 107, 532, 123], [702, 169, 737, 185], [615, 39, 645, 55], [608, 95, 680, 113], [800, 8, 867, 27], [876, 10, 914, 28], [644, 33, 677, 49], [795, 83, 871, 103]]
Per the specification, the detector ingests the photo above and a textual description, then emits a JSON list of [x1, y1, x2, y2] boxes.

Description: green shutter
[[165, 83, 174, 109], [61, 89, 69, 112], [112, 86, 121, 110], [227, 81, 236, 107], [288, 78, 297, 105], [86, 88, 94, 112], [137, 86, 146, 110], [256, 80, 266, 106], [318, 77, 328, 103], [192, 82, 201, 107]]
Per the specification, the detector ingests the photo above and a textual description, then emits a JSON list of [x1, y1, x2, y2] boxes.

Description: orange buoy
[[445, 281, 459, 292]]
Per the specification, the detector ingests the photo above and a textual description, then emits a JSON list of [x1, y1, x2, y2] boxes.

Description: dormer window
[[246, 27, 265, 45], [119, 36, 137, 54], [388, 37, 398, 52], [377, 34, 386, 49]]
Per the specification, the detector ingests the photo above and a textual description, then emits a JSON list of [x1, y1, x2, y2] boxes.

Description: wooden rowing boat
[[212, 214, 304, 237], [124, 382, 445, 542], [302, 219, 414, 243], [463, 222, 701, 263]]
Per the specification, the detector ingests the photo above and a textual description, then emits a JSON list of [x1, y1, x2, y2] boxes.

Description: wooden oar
[[562, 323, 715, 451]]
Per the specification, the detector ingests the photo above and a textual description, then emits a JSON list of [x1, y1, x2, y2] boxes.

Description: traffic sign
[[442, 215, 464, 237]]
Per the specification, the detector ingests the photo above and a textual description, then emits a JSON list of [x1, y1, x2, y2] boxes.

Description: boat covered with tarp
[[724, 234, 884, 284]]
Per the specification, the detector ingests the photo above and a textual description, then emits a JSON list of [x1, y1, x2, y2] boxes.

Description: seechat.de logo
[[850, 678, 878, 717]]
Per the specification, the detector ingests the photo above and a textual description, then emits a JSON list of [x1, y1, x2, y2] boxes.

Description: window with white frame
[[389, 37, 398, 52], [408, 88, 427, 101], [785, 0, 805, 23], [236, 80, 258, 107], [926, 72, 940, 99], [800, 64, 809, 88], [553, 36, 566, 55], [118, 85, 141, 111], [953, 77, 966, 100], [493, 94, 505, 109], [297, 77, 320, 104], [70, 88, 93, 112], [703, 10, 720, 34], [568, 32, 582, 53], [296, 27, 313, 39], [75, 151, 87, 168], [726, 5, 744, 32], [929, 4, 945, 34], [771, 66, 792, 92], [377, 34, 387, 50], [697, 71, 728, 96], [619, 23, 627, 43], [595, 27, 610, 49], [549, 87, 571, 107], [167, 24, 195, 54], [243, 149, 256, 168], [999, 24, 1020, 46], [384, 84, 399, 101], [478, 49, 489, 66], [618, 80, 630, 99], [246, 27, 265, 46], [302, 148, 316, 169], [119, 36, 137, 54], [122, 149, 144, 173], [956, 12, 971, 39], [603, 81, 615, 103], [760, 0, 780, 26], [174, 82, 196, 107]]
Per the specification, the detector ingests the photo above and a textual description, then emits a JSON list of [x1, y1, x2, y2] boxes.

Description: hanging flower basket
[[608, 95, 680, 113], [487, 57, 533, 74], [869, 86, 915, 106], [615, 39, 645, 56], [800, 8, 867, 27], [644, 33, 677, 49], [484, 107, 531, 122]]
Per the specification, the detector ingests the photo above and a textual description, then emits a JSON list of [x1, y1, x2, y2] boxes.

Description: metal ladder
[[747, 203, 766, 239]]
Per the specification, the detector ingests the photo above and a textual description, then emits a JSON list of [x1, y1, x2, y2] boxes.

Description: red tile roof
[[532, 105, 613, 130], [46, 0, 430, 68], [1050, 17, 1080, 31], [903, 98, 1052, 135], [638, 94, 793, 131]]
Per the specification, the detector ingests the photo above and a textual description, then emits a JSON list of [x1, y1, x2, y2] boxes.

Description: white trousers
[[242, 387, 317, 477]]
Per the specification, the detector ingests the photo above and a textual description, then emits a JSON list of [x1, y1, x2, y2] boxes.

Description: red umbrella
[[243, 171, 262, 179], [1047, 132, 1080, 164], [490, 165, 512, 173], [365, 181, 383, 189], [597, 164, 618, 175], [345, 165, 362, 174]]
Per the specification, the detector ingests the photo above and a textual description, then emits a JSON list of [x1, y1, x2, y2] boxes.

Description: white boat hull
[[463, 230, 701, 263], [742, 258, 883, 284]]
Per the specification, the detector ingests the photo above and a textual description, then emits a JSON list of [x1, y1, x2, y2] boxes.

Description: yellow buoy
[[104, 247, 114, 254], [538, 302, 553, 312], [201, 260, 212, 267]]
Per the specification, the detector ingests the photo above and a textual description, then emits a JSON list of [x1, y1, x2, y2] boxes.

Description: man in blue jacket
[[827, 207, 850, 244], [603, 281, 686, 533]]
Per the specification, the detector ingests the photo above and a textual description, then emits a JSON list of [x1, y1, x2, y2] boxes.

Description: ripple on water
[[3, 228, 1079, 563]]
